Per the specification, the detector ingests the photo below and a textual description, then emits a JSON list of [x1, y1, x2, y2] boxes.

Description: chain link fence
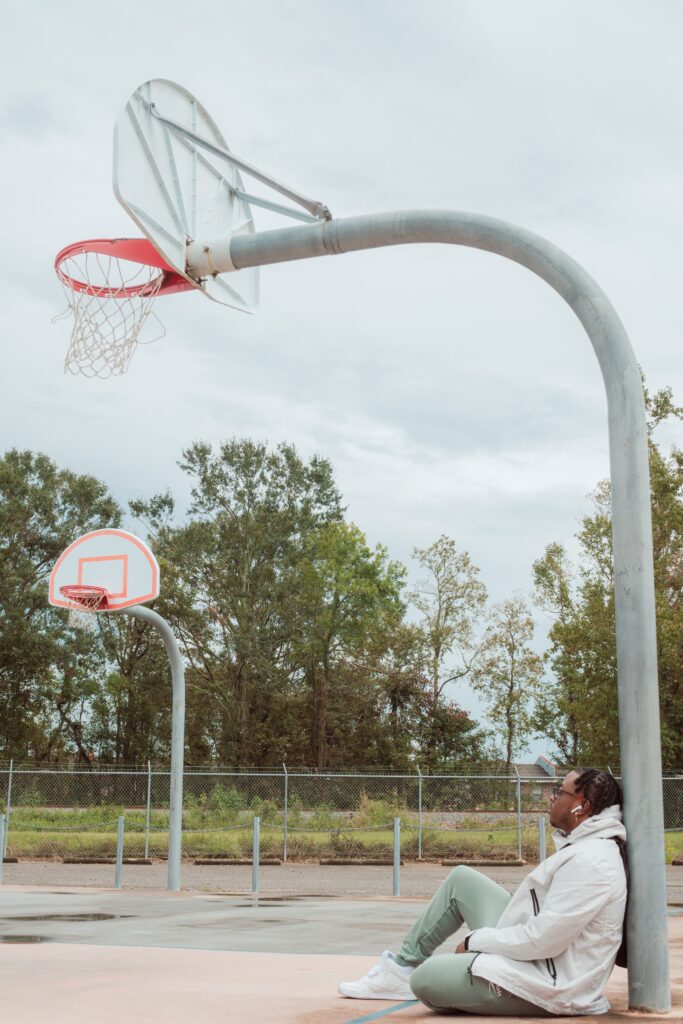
[[1, 763, 681, 865]]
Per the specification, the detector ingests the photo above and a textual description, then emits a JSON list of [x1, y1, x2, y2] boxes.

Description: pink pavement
[[1, 918, 681, 1024]]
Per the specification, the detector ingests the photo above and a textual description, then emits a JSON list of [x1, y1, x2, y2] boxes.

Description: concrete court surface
[[0, 860, 535, 898], [0, 885, 682, 1024], [2, 860, 683, 902]]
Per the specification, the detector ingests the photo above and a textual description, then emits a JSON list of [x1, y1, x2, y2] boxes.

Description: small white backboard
[[49, 529, 159, 612]]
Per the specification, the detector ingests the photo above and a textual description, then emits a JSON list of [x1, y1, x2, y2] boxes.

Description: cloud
[[0, 94, 63, 141]]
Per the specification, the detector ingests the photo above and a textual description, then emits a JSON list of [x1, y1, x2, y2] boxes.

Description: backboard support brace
[[146, 101, 332, 226]]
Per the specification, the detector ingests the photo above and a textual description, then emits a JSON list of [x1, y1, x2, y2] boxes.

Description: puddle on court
[[0, 935, 51, 943], [4, 913, 135, 922], [225, 899, 303, 909], [211, 895, 314, 905]]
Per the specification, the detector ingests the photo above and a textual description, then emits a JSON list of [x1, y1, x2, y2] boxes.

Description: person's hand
[[455, 940, 467, 954]]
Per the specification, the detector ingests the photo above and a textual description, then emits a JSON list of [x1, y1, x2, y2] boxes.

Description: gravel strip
[[3, 860, 683, 903]]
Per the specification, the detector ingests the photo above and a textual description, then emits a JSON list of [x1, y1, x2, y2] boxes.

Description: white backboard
[[113, 78, 259, 312], [49, 529, 160, 611]]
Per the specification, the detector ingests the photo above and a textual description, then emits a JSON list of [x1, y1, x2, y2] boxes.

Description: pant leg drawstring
[[467, 952, 482, 985]]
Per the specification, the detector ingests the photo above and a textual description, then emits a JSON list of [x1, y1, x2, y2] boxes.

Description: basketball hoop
[[59, 584, 110, 631], [54, 238, 196, 379]]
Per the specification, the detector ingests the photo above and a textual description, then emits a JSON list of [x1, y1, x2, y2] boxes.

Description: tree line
[[0, 385, 679, 772]]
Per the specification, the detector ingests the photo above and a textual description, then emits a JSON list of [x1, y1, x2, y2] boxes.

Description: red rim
[[59, 584, 110, 611], [54, 238, 197, 298]]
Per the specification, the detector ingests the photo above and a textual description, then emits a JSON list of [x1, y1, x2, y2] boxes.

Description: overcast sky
[[2, 1, 681, 760]]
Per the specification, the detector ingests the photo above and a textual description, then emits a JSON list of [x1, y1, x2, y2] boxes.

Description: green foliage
[[471, 596, 543, 770], [208, 785, 246, 816], [6, 392, 678, 776], [533, 384, 683, 769], [0, 449, 121, 761], [130, 438, 472, 769], [408, 535, 487, 703], [249, 796, 279, 823]]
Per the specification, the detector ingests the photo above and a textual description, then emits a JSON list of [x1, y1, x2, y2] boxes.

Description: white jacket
[[468, 806, 627, 1015]]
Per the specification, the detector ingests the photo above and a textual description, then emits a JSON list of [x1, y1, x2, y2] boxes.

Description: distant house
[[510, 757, 558, 805], [513, 757, 557, 779]]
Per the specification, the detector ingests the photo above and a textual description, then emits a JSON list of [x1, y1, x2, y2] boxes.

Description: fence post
[[538, 815, 546, 862], [514, 767, 522, 861], [282, 763, 288, 864], [0, 814, 5, 883], [3, 759, 12, 860], [393, 817, 401, 897], [252, 816, 261, 895], [417, 766, 423, 861], [114, 815, 125, 889], [144, 760, 152, 860]]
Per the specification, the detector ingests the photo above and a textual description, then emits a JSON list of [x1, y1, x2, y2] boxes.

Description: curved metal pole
[[190, 210, 669, 1011], [122, 605, 185, 892]]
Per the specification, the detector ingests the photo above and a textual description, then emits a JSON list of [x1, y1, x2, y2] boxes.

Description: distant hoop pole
[[121, 605, 185, 893], [190, 210, 668, 1012]]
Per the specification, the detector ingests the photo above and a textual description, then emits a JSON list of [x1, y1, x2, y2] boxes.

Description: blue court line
[[343, 1000, 418, 1024]]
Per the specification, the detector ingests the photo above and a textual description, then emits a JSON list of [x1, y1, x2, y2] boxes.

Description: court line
[[343, 1000, 418, 1024]]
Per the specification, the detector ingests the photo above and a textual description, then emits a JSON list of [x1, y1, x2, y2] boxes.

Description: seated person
[[339, 768, 626, 1016]]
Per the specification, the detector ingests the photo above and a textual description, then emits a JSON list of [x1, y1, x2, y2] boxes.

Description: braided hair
[[573, 768, 623, 815]]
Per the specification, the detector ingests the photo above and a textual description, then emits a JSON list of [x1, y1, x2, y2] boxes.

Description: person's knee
[[409, 960, 429, 1000], [449, 864, 477, 880], [447, 863, 479, 890], [410, 958, 443, 1005]]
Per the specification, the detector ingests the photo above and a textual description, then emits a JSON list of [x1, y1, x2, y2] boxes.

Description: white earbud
[[571, 805, 583, 815]]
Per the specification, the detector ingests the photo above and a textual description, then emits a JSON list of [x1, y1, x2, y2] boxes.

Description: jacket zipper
[[530, 887, 557, 986], [467, 951, 482, 985]]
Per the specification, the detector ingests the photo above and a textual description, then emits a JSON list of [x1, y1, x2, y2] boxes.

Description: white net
[[55, 250, 166, 378], [67, 606, 100, 632], [59, 586, 108, 632]]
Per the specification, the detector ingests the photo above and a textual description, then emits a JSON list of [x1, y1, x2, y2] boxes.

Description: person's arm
[[464, 866, 615, 961]]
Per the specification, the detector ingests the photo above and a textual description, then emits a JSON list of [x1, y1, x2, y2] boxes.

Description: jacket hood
[[553, 803, 626, 850]]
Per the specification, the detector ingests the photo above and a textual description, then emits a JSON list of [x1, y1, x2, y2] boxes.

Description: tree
[[408, 536, 487, 705], [132, 441, 486, 769], [131, 438, 347, 765], [0, 449, 120, 760], [471, 595, 543, 770], [87, 615, 175, 764], [532, 532, 619, 766], [288, 521, 406, 767], [412, 697, 489, 772], [533, 384, 683, 769]]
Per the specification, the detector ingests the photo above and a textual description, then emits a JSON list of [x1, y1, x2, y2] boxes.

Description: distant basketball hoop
[[49, 529, 185, 892]]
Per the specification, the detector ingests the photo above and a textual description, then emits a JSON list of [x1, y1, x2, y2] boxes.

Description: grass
[[4, 803, 682, 863]]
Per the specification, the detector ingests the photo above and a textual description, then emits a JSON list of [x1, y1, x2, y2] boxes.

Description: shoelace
[[367, 955, 394, 979]]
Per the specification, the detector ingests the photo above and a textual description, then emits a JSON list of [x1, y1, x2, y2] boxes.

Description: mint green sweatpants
[[397, 865, 554, 1015]]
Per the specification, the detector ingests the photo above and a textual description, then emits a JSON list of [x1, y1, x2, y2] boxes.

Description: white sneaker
[[338, 951, 415, 1000]]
